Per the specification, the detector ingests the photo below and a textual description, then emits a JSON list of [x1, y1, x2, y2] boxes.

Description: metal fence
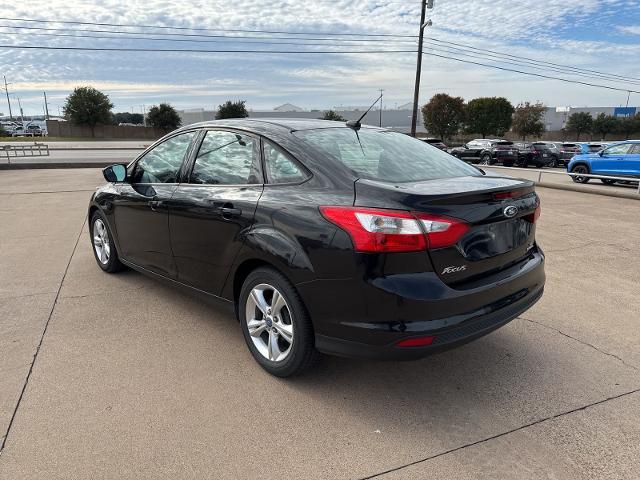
[[486, 165, 640, 195], [1, 143, 50, 164]]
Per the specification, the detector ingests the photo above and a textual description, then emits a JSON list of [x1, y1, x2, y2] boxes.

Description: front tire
[[571, 165, 590, 183], [90, 211, 125, 273], [601, 179, 617, 185], [239, 267, 320, 377]]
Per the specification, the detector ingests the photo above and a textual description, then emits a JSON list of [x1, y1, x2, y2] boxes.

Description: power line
[[0, 44, 416, 54], [423, 51, 640, 94], [423, 43, 640, 87], [426, 36, 640, 84], [0, 28, 416, 48], [0, 22, 416, 43], [0, 16, 417, 38]]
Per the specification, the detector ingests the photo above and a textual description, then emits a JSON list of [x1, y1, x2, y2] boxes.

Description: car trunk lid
[[354, 175, 540, 285]]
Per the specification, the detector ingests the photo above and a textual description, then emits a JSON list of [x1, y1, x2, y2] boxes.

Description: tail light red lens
[[525, 204, 541, 223], [414, 213, 470, 249], [395, 335, 436, 347], [320, 207, 469, 253], [319, 206, 427, 253]]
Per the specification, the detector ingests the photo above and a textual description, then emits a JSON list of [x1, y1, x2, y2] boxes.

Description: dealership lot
[[0, 169, 639, 479]]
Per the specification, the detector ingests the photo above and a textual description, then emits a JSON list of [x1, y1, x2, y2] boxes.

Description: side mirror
[[103, 164, 127, 183]]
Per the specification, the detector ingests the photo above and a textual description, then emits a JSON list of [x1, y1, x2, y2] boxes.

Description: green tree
[[465, 97, 514, 138], [565, 112, 593, 140], [421, 93, 466, 140], [113, 112, 144, 125], [512, 102, 546, 140], [215, 100, 249, 119], [617, 114, 640, 139], [591, 113, 619, 140], [321, 110, 346, 121], [146, 103, 181, 131], [62, 86, 114, 137]]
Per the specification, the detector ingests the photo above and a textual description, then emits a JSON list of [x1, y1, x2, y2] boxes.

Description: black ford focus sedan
[[89, 119, 545, 377]]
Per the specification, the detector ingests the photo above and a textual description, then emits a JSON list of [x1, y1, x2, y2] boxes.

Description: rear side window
[[132, 131, 196, 183], [294, 128, 480, 183], [263, 142, 309, 184], [630, 144, 640, 154], [604, 143, 631, 155], [190, 130, 261, 185]]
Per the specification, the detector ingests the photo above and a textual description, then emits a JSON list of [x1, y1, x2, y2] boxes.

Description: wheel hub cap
[[245, 284, 294, 362]]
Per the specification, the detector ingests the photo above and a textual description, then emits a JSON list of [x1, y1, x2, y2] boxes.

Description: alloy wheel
[[93, 218, 111, 264], [245, 284, 294, 362]]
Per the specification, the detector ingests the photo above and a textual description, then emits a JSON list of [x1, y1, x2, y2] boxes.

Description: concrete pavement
[[0, 169, 638, 479]]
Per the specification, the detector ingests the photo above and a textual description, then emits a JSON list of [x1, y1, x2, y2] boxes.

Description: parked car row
[[449, 139, 555, 168], [0, 121, 46, 137]]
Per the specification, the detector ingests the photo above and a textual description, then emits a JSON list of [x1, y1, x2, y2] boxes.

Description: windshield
[[293, 128, 481, 183]]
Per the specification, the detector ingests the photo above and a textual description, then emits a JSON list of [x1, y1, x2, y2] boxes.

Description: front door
[[114, 130, 197, 277], [169, 129, 264, 295], [594, 143, 631, 175]]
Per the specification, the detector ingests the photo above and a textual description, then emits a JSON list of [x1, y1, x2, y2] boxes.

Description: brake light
[[319, 207, 469, 252], [319, 206, 427, 253], [525, 204, 541, 223], [493, 190, 525, 200], [414, 213, 470, 249]]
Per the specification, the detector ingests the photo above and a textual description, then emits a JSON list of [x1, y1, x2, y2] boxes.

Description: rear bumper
[[298, 249, 545, 360], [315, 284, 543, 360]]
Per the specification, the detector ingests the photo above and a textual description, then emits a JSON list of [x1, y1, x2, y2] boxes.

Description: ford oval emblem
[[503, 205, 518, 218]]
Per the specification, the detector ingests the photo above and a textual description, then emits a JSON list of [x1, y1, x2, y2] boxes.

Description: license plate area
[[458, 219, 532, 261]]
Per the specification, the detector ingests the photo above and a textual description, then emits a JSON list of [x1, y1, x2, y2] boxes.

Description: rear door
[[627, 144, 640, 176], [168, 129, 264, 295], [593, 143, 632, 174], [114, 130, 198, 277]]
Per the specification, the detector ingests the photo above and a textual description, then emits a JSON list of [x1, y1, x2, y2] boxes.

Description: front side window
[[132, 131, 196, 183], [630, 144, 640, 154], [190, 130, 261, 185], [294, 128, 481, 183], [604, 143, 631, 155], [263, 142, 309, 184]]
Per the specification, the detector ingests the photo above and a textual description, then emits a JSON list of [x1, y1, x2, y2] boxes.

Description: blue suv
[[568, 140, 640, 184]]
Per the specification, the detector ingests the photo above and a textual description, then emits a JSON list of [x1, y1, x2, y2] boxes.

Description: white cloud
[[2, 0, 640, 115]]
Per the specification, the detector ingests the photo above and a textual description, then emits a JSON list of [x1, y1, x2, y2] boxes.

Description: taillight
[[319, 207, 469, 252], [493, 190, 525, 200], [414, 213, 470, 249], [525, 204, 541, 223], [319, 206, 427, 253]]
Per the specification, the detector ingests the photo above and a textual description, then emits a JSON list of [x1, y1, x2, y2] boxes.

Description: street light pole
[[3, 75, 13, 121], [410, 0, 428, 137]]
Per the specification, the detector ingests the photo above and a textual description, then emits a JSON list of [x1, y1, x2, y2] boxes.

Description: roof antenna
[[346, 93, 383, 131]]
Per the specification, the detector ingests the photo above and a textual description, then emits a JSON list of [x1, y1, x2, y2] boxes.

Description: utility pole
[[43, 91, 50, 120], [378, 89, 384, 127], [410, 0, 434, 137], [142, 104, 146, 126], [3, 75, 13, 121], [16, 97, 24, 125], [625, 90, 631, 109]]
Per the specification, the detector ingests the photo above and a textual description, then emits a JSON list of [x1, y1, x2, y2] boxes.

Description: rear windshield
[[495, 141, 513, 145], [293, 128, 481, 182]]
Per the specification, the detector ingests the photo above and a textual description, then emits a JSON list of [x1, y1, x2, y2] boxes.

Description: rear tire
[[239, 267, 321, 377], [571, 165, 590, 183], [90, 211, 125, 273], [479, 153, 492, 165], [550, 155, 559, 168]]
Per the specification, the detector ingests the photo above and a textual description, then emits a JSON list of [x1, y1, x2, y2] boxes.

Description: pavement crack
[[518, 316, 638, 371], [358, 388, 640, 480], [0, 216, 87, 457]]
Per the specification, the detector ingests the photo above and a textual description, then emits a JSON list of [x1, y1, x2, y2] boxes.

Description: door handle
[[220, 204, 241, 219], [149, 198, 163, 211]]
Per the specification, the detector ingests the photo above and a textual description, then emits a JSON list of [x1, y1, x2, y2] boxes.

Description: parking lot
[[1, 168, 639, 479]]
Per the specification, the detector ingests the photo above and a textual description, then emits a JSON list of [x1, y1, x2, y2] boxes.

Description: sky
[[1, 0, 640, 116]]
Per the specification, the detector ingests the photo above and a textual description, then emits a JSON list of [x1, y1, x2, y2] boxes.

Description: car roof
[[176, 118, 386, 134]]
